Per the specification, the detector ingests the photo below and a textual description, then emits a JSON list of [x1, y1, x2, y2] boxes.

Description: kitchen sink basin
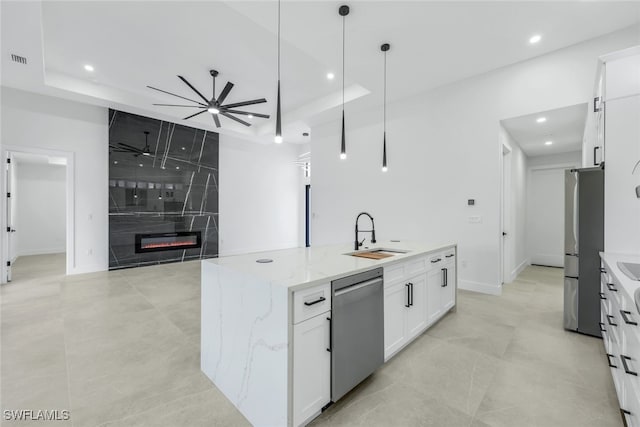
[[344, 248, 410, 260], [618, 262, 640, 281]]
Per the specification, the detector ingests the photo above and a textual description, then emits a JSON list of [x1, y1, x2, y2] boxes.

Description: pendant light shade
[[339, 5, 349, 159], [274, 0, 283, 144], [381, 43, 390, 172]]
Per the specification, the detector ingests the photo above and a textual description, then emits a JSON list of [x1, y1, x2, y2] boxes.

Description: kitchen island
[[201, 241, 457, 427]]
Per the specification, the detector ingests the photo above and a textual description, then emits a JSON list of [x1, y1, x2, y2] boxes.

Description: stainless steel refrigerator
[[564, 166, 604, 337]]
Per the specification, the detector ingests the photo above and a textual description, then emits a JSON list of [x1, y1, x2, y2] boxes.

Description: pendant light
[[381, 43, 390, 172], [274, 0, 283, 144], [339, 5, 349, 160]]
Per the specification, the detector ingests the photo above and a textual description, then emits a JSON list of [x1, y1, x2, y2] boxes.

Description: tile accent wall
[[108, 109, 219, 269]]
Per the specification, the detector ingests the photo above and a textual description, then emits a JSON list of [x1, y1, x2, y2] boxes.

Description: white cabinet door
[[441, 262, 455, 312], [406, 273, 428, 340], [426, 266, 443, 323], [293, 313, 331, 427], [384, 281, 408, 360]]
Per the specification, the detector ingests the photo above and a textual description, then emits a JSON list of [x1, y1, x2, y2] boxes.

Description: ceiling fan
[[148, 69, 270, 128], [110, 131, 152, 157]]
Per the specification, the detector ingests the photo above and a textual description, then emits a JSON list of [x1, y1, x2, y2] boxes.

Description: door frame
[[1, 145, 75, 283], [500, 142, 512, 285]]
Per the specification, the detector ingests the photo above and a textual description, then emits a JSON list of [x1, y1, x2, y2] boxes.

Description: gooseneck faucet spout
[[355, 212, 377, 250]]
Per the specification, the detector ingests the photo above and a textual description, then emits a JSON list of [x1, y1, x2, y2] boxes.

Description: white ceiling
[[501, 103, 588, 157], [2, 1, 639, 144]]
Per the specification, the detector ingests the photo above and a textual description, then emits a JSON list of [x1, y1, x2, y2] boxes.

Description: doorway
[[3, 149, 72, 283]]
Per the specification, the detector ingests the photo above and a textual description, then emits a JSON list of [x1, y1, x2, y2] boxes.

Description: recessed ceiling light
[[207, 107, 220, 114], [113, 161, 118, 164], [181, 147, 185, 150], [536, 117, 547, 123], [247, 114, 253, 119], [327, 72, 335, 80], [529, 34, 542, 44], [139, 163, 144, 167], [176, 166, 180, 170], [84, 64, 94, 72], [545, 140, 553, 146]]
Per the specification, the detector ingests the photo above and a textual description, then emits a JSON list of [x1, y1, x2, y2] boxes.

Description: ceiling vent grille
[[10, 54, 27, 65]]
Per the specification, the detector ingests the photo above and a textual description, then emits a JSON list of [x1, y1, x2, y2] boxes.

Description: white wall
[[499, 126, 528, 283], [1, 87, 109, 275], [310, 26, 639, 295], [15, 162, 66, 256], [218, 136, 303, 256]]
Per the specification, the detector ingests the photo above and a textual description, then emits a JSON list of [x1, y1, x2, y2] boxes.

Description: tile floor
[[1, 255, 621, 427]]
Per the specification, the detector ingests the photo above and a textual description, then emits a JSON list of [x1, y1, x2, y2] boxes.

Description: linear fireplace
[[135, 232, 202, 253]]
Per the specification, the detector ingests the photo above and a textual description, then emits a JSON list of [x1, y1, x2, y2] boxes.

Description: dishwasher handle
[[334, 277, 383, 297]]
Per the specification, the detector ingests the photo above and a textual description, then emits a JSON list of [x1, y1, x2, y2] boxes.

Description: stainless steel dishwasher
[[330, 267, 384, 401]]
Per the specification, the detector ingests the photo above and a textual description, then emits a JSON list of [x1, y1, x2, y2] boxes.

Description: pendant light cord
[[383, 50, 387, 133], [278, 0, 281, 80], [342, 14, 345, 109]]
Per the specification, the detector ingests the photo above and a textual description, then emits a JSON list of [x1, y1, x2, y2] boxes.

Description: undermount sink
[[344, 248, 410, 259], [618, 262, 640, 281]]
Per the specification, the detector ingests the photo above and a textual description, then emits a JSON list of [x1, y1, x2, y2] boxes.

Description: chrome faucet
[[355, 212, 377, 250]]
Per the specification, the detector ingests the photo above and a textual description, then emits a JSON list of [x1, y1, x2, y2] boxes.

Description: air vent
[[10, 54, 27, 65]]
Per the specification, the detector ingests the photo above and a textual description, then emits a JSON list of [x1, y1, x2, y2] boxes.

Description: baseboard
[[68, 263, 108, 275], [458, 279, 502, 296], [530, 254, 563, 268], [511, 258, 530, 278], [17, 248, 65, 257]]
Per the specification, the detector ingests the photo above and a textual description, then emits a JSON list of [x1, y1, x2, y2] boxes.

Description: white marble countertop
[[204, 240, 456, 291], [601, 252, 640, 306]]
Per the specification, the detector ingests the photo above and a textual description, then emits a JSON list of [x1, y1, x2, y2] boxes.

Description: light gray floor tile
[[1, 255, 622, 427]]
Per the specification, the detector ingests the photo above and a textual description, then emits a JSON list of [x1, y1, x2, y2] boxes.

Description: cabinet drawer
[[443, 250, 455, 261], [405, 257, 427, 276], [293, 283, 331, 324], [428, 253, 444, 267], [384, 263, 405, 285]]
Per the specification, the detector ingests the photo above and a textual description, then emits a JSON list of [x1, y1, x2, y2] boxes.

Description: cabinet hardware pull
[[445, 254, 454, 258], [405, 283, 411, 308], [606, 283, 618, 292], [600, 267, 607, 273], [599, 322, 606, 333], [441, 268, 448, 287], [304, 296, 326, 306], [620, 310, 638, 326], [593, 146, 600, 166], [445, 268, 448, 287], [430, 258, 441, 263], [599, 292, 606, 300], [621, 409, 632, 421], [606, 315, 618, 327], [410, 282, 414, 306], [326, 317, 332, 352], [621, 355, 638, 376], [606, 353, 617, 368]]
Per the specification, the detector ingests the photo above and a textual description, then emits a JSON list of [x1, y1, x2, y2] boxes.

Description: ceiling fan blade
[[147, 86, 207, 106], [220, 111, 251, 127], [118, 142, 144, 152], [216, 82, 235, 105], [177, 75, 210, 104], [183, 110, 208, 120], [223, 109, 270, 119], [153, 103, 207, 108], [212, 114, 221, 128], [221, 98, 267, 109]]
